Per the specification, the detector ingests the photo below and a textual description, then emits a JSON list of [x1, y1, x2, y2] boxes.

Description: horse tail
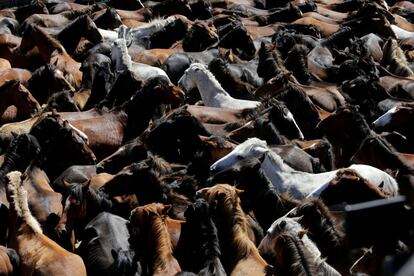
[[6, 171, 43, 234]]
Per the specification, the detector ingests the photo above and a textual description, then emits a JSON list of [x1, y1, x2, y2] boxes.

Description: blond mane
[[7, 171, 42, 234], [202, 184, 258, 262]]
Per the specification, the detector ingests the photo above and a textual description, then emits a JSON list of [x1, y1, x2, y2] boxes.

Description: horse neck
[[148, 215, 179, 275], [7, 172, 43, 248], [261, 151, 296, 179], [195, 71, 230, 103], [31, 28, 66, 63]]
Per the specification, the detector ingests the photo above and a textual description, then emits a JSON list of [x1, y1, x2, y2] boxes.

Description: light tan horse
[[6, 171, 87, 276], [198, 184, 270, 276]]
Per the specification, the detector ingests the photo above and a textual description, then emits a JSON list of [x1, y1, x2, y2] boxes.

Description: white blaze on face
[[286, 110, 304, 140], [372, 106, 398, 128], [68, 123, 89, 144]]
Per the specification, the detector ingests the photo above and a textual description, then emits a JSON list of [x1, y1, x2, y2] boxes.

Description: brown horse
[[129, 203, 182, 276], [0, 81, 40, 124], [21, 165, 63, 237], [19, 25, 83, 89], [198, 184, 270, 275], [0, 68, 31, 87], [6, 171, 87, 276]]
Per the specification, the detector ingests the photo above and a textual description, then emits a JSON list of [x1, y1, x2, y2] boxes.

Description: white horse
[[210, 138, 399, 199], [258, 217, 341, 276], [178, 63, 261, 109], [111, 34, 169, 82]]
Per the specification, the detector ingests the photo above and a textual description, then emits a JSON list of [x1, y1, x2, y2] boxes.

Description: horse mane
[[190, 63, 229, 95], [6, 171, 43, 234], [113, 38, 132, 70], [139, 204, 174, 272], [146, 153, 173, 175], [258, 42, 289, 81], [111, 249, 139, 275], [140, 15, 177, 29], [0, 134, 40, 177], [273, 231, 318, 276], [321, 26, 353, 49], [285, 44, 311, 84], [382, 38, 413, 77], [204, 185, 256, 262], [295, 198, 345, 255], [321, 168, 389, 204]]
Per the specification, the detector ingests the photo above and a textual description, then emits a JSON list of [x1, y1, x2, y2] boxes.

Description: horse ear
[[196, 187, 209, 199], [298, 230, 307, 239], [161, 204, 172, 216], [235, 188, 244, 195]]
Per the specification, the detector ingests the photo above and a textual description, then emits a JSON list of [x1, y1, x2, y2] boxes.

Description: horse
[[0, 133, 40, 209], [197, 184, 270, 275], [76, 52, 113, 110], [208, 157, 298, 230], [208, 57, 256, 100], [178, 63, 261, 109], [0, 80, 40, 124], [373, 104, 414, 141], [0, 75, 185, 159], [0, 67, 31, 87], [54, 14, 103, 56], [0, 246, 19, 276], [26, 63, 75, 105], [129, 203, 182, 276], [182, 20, 218, 52], [210, 138, 399, 199], [77, 212, 134, 276], [18, 24, 83, 89], [175, 198, 226, 275], [52, 165, 97, 194], [29, 114, 97, 181], [96, 138, 147, 174], [319, 168, 390, 205], [6, 171, 87, 276], [259, 217, 341, 276], [381, 38, 414, 77], [111, 35, 170, 81]]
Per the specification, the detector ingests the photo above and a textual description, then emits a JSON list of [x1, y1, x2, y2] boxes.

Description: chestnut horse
[[129, 203, 182, 276], [0, 80, 40, 124], [198, 184, 270, 275], [6, 171, 87, 276]]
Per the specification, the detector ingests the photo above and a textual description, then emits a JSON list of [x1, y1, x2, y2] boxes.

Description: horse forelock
[[6, 171, 43, 234]]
